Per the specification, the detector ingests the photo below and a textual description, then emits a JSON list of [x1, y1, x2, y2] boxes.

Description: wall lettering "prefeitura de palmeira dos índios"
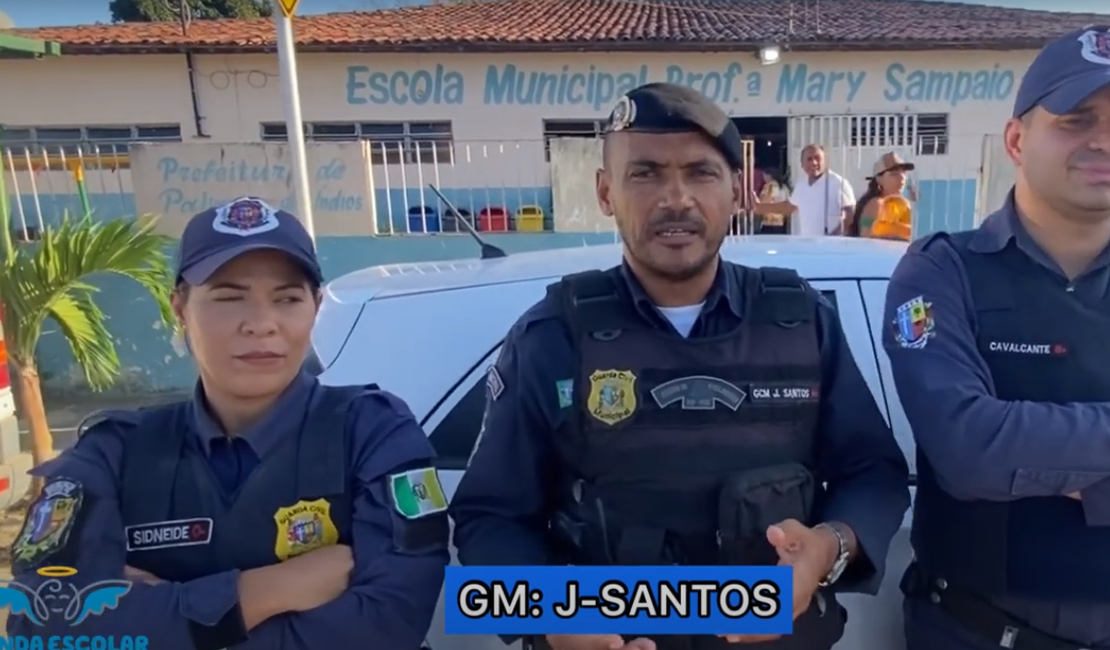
[[344, 61, 1016, 110]]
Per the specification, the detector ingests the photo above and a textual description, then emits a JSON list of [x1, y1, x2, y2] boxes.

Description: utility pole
[[273, 0, 316, 239]]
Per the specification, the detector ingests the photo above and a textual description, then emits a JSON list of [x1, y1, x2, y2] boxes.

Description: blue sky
[[0, 0, 1106, 28]]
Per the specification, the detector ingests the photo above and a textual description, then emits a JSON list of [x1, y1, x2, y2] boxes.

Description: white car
[[312, 235, 916, 650]]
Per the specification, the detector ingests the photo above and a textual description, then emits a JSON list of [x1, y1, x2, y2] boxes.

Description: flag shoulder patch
[[388, 467, 449, 519]]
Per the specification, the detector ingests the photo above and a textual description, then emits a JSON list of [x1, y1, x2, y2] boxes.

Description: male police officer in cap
[[451, 83, 911, 650], [7, 197, 450, 649], [884, 25, 1110, 650]]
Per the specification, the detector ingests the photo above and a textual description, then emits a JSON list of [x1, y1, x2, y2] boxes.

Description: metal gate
[[785, 114, 979, 235], [788, 114, 921, 202]]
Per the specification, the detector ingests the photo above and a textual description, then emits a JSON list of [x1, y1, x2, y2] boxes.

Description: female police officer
[[6, 197, 450, 650]]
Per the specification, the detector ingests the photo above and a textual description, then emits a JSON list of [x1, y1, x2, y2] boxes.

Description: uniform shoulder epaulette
[[514, 295, 563, 334], [913, 231, 953, 253], [76, 408, 142, 438], [330, 383, 380, 400], [79, 401, 190, 439], [915, 230, 978, 255], [315, 384, 372, 420]]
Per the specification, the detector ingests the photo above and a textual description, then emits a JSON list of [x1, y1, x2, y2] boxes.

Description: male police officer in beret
[[884, 26, 1110, 650], [6, 198, 449, 649], [451, 82, 911, 650]]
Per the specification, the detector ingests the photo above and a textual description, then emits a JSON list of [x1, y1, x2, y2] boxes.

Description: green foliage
[[109, 0, 272, 23], [0, 214, 175, 390]]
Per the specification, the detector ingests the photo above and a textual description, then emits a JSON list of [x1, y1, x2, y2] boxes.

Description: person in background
[[750, 144, 856, 236], [6, 197, 449, 650], [849, 152, 918, 240], [757, 168, 792, 234]]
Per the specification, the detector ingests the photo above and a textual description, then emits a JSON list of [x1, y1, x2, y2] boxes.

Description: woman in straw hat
[[849, 152, 918, 241]]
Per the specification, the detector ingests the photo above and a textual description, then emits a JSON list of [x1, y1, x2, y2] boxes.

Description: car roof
[[325, 235, 909, 303]]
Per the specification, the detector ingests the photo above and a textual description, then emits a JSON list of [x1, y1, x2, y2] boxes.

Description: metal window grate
[[541, 119, 605, 162], [259, 120, 455, 165], [0, 124, 182, 156]]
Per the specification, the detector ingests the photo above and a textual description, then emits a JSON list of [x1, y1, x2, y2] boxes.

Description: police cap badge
[[1012, 25, 1110, 117], [604, 83, 745, 170]]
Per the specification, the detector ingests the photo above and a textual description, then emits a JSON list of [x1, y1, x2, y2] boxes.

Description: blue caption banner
[[444, 565, 793, 636]]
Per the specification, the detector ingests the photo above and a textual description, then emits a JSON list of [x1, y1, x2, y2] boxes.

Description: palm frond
[[0, 214, 175, 390]]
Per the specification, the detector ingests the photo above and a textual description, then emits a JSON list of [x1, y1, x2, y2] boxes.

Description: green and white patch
[[556, 379, 574, 409], [389, 467, 448, 519]]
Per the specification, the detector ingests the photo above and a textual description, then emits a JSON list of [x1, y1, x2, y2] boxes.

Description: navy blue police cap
[[175, 196, 323, 286], [605, 82, 745, 171], [1013, 25, 1110, 118]]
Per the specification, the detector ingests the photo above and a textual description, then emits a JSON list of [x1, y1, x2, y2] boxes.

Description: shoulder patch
[[12, 477, 84, 573], [388, 467, 448, 519], [487, 366, 505, 401], [556, 379, 574, 409], [891, 295, 936, 350]]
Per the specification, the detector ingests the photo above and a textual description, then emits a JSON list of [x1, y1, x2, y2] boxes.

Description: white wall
[[0, 49, 1035, 234], [0, 49, 1036, 142]]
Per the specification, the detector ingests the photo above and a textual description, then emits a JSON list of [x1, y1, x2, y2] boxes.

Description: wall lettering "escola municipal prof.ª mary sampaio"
[[344, 62, 1016, 110]]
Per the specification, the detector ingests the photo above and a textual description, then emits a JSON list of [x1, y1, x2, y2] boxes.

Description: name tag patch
[[749, 382, 820, 404], [125, 518, 213, 552], [987, 341, 1067, 356]]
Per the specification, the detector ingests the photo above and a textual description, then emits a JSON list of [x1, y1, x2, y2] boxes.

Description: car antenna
[[428, 184, 508, 260]]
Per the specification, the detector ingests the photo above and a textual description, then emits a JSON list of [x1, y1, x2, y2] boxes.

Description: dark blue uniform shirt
[[7, 371, 449, 650], [452, 260, 911, 594], [884, 196, 1110, 645], [191, 383, 262, 499]]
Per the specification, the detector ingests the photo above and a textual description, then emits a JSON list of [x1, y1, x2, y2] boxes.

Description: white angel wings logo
[[0, 566, 132, 626]]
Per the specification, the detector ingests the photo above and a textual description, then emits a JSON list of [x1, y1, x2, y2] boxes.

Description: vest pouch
[[717, 464, 814, 565]]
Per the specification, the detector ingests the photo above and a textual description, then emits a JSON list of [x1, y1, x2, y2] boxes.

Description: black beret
[[605, 82, 744, 171]]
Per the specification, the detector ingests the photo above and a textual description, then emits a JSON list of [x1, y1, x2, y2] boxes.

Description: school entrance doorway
[[731, 116, 789, 234], [731, 116, 789, 182]]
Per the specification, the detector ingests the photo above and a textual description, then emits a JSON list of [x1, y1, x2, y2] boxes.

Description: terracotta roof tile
[[7, 0, 1109, 54]]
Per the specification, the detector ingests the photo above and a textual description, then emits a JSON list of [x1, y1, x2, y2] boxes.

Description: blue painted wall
[[11, 178, 980, 395], [911, 178, 979, 236]]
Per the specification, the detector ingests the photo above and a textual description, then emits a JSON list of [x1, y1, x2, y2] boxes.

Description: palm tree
[[0, 213, 175, 482]]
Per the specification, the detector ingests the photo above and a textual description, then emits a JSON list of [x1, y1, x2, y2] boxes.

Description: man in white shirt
[[751, 144, 856, 236]]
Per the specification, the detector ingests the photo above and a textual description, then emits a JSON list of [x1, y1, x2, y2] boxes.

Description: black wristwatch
[[815, 522, 850, 587]]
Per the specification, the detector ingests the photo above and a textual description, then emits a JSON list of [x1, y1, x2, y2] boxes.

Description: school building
[[0, 0, 1104, 393]]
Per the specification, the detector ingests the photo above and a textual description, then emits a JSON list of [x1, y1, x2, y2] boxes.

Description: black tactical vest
[[547, 265, 823, 566], [913, 233, 1110, 600], [115, 385, 363, 582]]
